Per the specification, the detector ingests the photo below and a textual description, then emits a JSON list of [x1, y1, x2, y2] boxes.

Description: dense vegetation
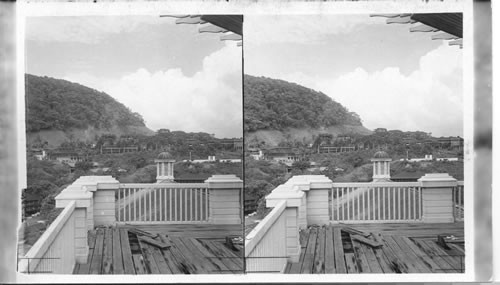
[[244, 75, 362, 132], [25, 74, 145, 132]]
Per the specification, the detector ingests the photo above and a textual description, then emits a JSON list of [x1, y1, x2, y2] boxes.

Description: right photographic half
[[244, 14, 465, 274]]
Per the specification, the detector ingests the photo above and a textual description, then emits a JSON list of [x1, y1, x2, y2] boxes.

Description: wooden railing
[[18, 201, 76, 274], [330, 182, 422, 223], [245, 200, 288, 273], [116, 183, 210, 223], [453, 181, 464, 221]]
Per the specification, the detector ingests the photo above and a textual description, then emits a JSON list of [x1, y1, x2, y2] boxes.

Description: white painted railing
[[330, 182, 423, 223], [453, 181, 464, 221], [245, 200, 288, 273], [116, 183, 210, 223], [18, 201, 76, 274]]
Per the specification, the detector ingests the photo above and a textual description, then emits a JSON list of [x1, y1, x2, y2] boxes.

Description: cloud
[[244, 14, 384, 47], [26, 16, 166, 44], [276, 43, 463, 137], [65, 43, 242, 138]]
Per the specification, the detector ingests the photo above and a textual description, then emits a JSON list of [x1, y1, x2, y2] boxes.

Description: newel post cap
[[205, 174, 243, 189], [418, 173, 457, 188]]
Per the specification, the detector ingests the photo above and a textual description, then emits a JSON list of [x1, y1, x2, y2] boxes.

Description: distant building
[[48, 150, 86, 167], [438, 136, 464, 150], [100, 146, 139, 154], [248, 148, 264, 160], [32, 149, 47, 160], [264, 147, 304, 164]]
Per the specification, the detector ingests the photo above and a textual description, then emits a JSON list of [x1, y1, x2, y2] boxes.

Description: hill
[[244, 75, 370, 146], [25, 74, 153, 146]]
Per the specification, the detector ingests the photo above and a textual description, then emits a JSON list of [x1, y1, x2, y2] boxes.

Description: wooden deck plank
[[203, 239, 244, 272], [384, 236, 422, 273], [132, 254, 148, 274], [171, 236, 211, 274], [138, 240, 161, 274], [324, 226, 336, 273], [344, 233, 359, 274], [148, 242, 173, 274], [412, 238, 458, 273], [112, 228, 124, 274], [301, 227, 318, 274], [313, 227, 326, 273], [370, 233, 394, 273], [187, 238, 232, 274], [102, 228, 113, 274], [422, 240, 464, 273], [159, 234, 197, 274], [332, 227, 347, 273], [157, 234, 184, 274], [351, 240, 371, 273], [392, 235, 430, 273], [119, 229, 136, 274], [399, 236, 441, 273], [90, 228, 105, 274], [378, 233, 409, 273], [358, 241, 383, 273]]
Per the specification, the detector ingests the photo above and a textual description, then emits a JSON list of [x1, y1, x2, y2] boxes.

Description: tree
[[292, 160, 310, 171]]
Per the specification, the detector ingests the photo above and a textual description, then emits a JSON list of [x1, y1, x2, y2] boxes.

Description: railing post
[[266, 185, 304, 263], [286, 175, 332, 226], [54, 185, 92, 264], [206, 175, 243, 224], [86, 176, 120, 227], [418, 173, 457, 223]]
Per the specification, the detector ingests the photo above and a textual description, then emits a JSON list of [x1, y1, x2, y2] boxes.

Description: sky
[[25, 16, 242, 138], [245, 15, 463, 137]]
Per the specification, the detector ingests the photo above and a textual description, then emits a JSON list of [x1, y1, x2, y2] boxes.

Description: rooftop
[[74, 224, 243, 274], [285, 223, 464, 274]]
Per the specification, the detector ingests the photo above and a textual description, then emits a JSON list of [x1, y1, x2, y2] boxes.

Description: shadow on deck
[[74, 224, 243, 274], [285, 222, 464, 274]]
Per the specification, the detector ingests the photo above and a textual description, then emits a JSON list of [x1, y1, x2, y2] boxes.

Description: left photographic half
[[17, 14, 243, 275]]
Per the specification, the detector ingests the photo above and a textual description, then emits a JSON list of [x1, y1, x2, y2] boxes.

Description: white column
[[206, 175, 243, 224], [418, 173, 457, 223]]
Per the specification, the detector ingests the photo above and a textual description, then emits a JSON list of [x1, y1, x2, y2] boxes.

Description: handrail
[[245, 200, 286, 256], [119, 183, 208, 189], [332, 181, 421, 187], [18, 201, 76, 273]]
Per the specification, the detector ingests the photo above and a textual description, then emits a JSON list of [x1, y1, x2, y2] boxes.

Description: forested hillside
[[244, 75, 362, 132], [25, 74, 146, 132]]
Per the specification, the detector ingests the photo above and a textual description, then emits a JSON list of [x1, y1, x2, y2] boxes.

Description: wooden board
[[392, 235, 429, 273], [132, 254, 148, 274], [313, 227, 326, 273], [357, 242, 383, 273], [138, 240, 160, 274], [148, 242, 173, 274], [324, 226, 336, 273], [112, 228, 124, 274], [412, 238, 458, 273], [399, 236, 441, 273], [102, 228, 113, 274], [138, 236, 171, 249], [89, 228, 105, 274], [351, 240, 371, 273], [351, 235, 383, 248], [370, 233, 393, 273], [378, 234, 409, 273], [159, 234, 197, 274], [119, 229, 136, 274], [332, 227, 347, 273], [157, 234, 184, 274], [170, 236, 208, 274], [301, 227, 317, 274], [203, 239, 243, 272], [187, 238, 232, 274]]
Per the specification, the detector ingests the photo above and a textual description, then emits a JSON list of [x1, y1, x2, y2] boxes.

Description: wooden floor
[[285, 223, 465, 274], [74, 224, 243, 274]]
